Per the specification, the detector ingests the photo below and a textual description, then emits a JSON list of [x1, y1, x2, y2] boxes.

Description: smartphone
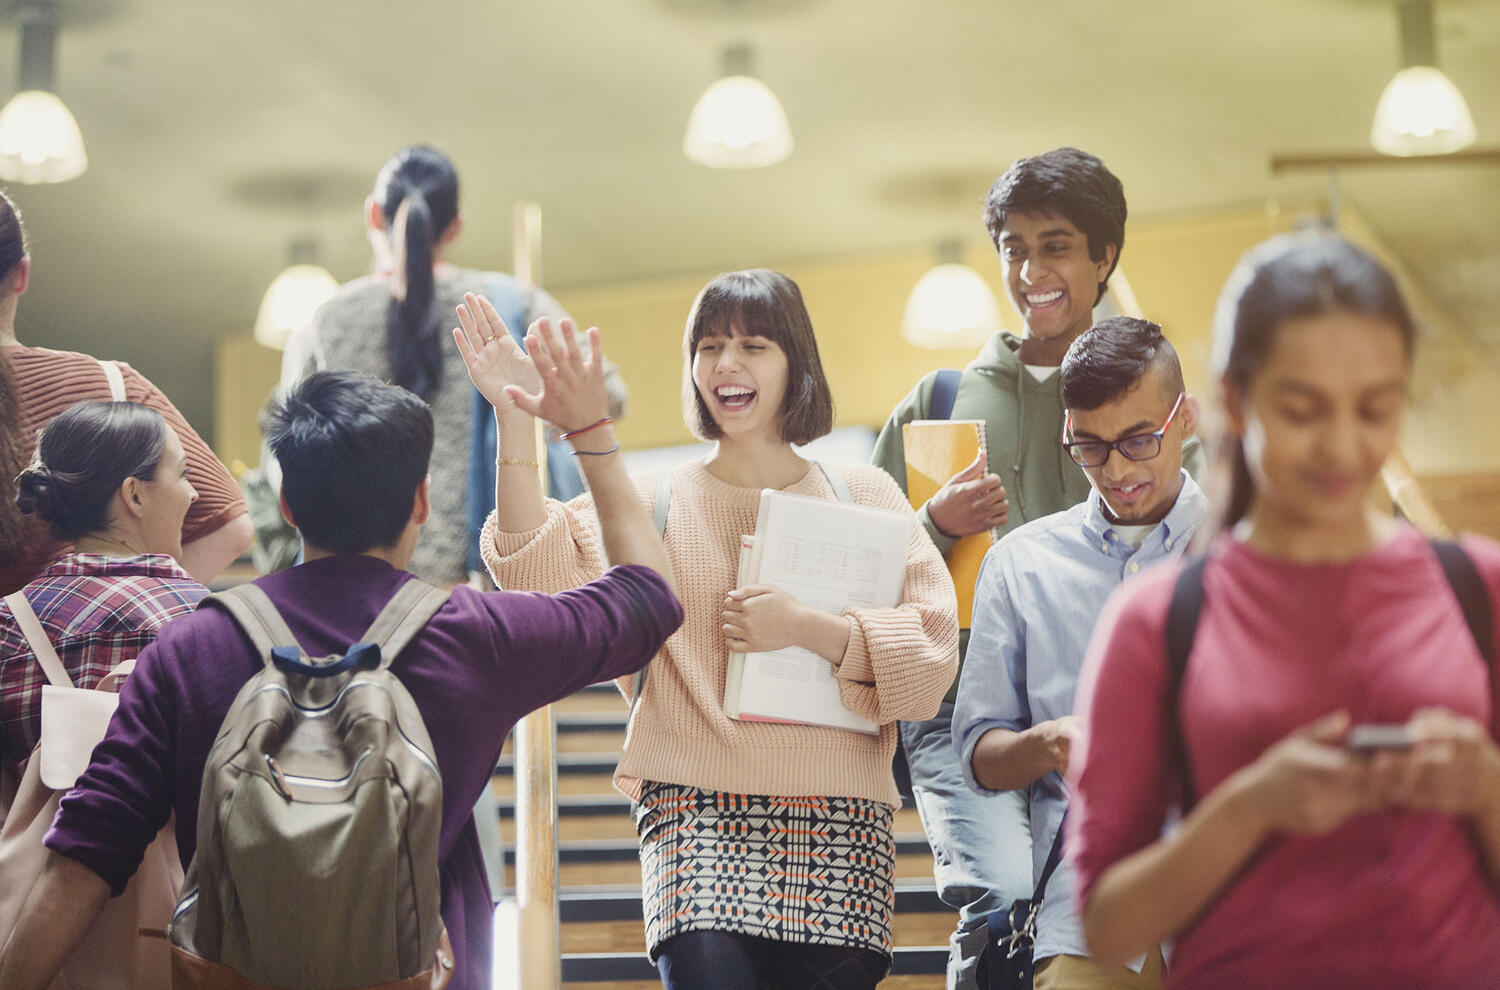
[[1345, 724, 1413, 753]]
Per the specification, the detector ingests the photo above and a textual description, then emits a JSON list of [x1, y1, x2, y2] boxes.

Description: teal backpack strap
[[814, 461, 853, 503], [208, 584, 304, 668]]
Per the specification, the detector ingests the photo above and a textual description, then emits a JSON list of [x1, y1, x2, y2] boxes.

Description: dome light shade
[[683, 44, 792, 169], [1370, 66, 1476, 156], [0, 90, 86, 182], [254, 263, 338, 350], [902, 262, 1001, 350]]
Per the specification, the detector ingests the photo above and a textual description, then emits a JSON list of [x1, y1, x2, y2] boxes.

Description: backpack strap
[[209, 583, 305, 667], [360, 580, 452, 671], [929, 368, 962, 421], [4, 592, 73, 688], [98, 359, 127, 401], [1164, 555, 1210, 811], [814, 462, 853, 503], [1431, 540, 1495, 670]]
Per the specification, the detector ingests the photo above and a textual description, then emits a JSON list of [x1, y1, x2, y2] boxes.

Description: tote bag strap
[[98, 359, 127, 401], [3, 593, 72, 689]]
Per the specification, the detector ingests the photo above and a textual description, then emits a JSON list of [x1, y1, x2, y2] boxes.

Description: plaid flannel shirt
[[0, 553, 206, 763]]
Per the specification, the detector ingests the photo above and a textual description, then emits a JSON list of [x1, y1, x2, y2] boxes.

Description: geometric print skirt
[[633, 782, 896, 964]]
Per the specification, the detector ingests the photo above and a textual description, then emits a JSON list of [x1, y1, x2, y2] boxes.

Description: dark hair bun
[[15, 464, 63, 522]]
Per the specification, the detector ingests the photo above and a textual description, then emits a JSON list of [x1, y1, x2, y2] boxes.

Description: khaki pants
[[1033, 946, 1165, 990]]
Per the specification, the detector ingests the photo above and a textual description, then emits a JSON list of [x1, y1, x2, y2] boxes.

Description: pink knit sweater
[[483, 459, 959, 807]]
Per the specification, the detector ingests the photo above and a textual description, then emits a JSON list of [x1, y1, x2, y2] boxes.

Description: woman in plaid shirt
[[0, 400, 206, 763]]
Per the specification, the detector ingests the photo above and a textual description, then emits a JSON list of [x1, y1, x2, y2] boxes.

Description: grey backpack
[[168, 579, 454, 990]]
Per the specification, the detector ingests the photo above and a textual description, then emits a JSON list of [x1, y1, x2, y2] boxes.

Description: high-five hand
[[453, 292, 541, 414], [508, 314, 610, 436]]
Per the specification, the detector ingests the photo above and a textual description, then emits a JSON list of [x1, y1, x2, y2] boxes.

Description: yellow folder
[[902, 420, 993, 627]]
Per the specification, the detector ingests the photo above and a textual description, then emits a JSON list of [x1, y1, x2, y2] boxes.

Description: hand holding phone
[[1345, 724, 1414, 754]]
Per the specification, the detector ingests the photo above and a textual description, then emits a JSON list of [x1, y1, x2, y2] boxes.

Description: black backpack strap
[[1164, 555, 1210, 811], [208, 583, 304, 668], [1431, 540, 1495, 671], [929, 368, 962, 421], [362, 580, 452, 670]]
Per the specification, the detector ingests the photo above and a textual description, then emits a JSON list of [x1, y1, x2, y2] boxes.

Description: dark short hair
[[681, 269, 834, 446], [1209, 233, 1416, 532], [264, 371, 435, 554], [1062, 317, 1185, 411], [983, 147, 1127, 305], [15, 401, 168, 542]]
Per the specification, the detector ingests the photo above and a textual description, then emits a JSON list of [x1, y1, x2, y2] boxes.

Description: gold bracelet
[[496, 457, 540, 469]]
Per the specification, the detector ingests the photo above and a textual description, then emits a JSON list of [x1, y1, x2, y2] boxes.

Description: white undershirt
[[1109, 523, 1154, 549], [1024, 364, 1060, 382]]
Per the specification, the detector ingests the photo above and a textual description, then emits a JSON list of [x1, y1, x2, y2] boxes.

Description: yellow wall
[[216, 202, 1500, 480]]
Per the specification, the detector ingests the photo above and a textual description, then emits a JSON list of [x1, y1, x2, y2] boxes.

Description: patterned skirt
[[633, 782, 896, 962]]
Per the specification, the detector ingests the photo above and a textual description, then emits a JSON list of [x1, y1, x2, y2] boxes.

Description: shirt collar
[[38, 552, 190, 582], [1081, 470, 1209, 552]]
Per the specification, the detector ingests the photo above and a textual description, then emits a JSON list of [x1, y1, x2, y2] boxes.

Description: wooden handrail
[[510, 201, 561, 990], [1381, 448, 1452, 539]]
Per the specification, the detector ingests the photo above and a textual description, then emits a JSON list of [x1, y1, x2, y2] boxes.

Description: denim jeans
[[901, 701, 1033, 990]]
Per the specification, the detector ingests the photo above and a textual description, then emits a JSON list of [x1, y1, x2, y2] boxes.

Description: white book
[[724, 489, 912, 734]]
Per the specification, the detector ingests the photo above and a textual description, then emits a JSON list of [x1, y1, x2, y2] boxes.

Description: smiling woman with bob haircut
[[462, 267, 958, 990], [1064, 233, 1500, 988]]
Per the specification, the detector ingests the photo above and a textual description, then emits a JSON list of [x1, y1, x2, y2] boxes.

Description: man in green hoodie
[[872, 147, 1203, 990]]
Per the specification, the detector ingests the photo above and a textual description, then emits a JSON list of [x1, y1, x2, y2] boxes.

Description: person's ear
[[1094, 242, 1118, 281], [1179, 394, 1201, 440], [10, 255, 30, 296], [119, 476, 147, 521], [438, 213, 463, 247], [1220, 378, 1247, 437], [411, 476, 432, 526], [364, 195, 385, 234], [277, 488, 298, 528]]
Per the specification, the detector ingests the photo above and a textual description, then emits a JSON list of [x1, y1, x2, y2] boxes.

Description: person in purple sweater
[[0, 360, 682, 990]]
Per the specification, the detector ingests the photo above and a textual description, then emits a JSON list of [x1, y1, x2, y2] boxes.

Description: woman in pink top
[[1067, 234, 1500, 989], [457, 270, 957, 989]]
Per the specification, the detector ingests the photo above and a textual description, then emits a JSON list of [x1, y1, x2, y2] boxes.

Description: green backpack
[[168, 579, 454, 990]]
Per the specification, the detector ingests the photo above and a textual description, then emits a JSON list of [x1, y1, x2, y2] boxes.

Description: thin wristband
[[559, 417, 613, 441], [497, 457, 540, 469], [572, 445, 620, 457]]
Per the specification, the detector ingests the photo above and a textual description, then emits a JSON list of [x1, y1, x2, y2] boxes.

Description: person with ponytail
[[0, 190, 251, 596], [283, 145, 628, 587], [1065, 233, 1500, 988]]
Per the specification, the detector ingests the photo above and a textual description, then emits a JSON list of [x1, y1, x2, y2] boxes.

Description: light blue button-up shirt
[[952, 470, 1208, 964]]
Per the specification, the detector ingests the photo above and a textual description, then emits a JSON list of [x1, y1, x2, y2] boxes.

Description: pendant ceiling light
[[1370, 0, 1476, 157], [254, 240, 339, 351], [0, 0, 86, 184], [902, 242, 1001, 350], [683, 43, 793, 169]]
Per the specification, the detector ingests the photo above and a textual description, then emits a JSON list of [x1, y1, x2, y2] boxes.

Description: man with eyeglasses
[[951, 316, 1209, 989]]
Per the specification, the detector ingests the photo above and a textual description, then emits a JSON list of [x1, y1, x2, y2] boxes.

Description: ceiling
[[5, 0, 1499, 433]]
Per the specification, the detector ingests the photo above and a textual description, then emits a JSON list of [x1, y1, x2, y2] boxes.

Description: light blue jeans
[[902, 701, 1033, 990]]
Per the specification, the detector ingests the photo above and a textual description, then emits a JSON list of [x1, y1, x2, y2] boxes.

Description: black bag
[[974, 812, 1066, 990]]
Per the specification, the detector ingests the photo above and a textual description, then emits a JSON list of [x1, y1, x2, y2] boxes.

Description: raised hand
[[927, 450, 1009, 538], [452, 292, 540, 415], [508, 314, 611, 437]]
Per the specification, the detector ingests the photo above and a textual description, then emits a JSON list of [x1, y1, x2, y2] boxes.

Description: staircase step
[[560, 945, 947, 983]]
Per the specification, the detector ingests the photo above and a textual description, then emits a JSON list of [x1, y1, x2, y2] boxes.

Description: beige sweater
[[483, 459, 959, 807]]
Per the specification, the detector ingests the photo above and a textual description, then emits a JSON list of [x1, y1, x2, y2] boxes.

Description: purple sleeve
[[1066, 570, 1178, 910], [44, 640, 180, 896], [465, 563, 682, 716]]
